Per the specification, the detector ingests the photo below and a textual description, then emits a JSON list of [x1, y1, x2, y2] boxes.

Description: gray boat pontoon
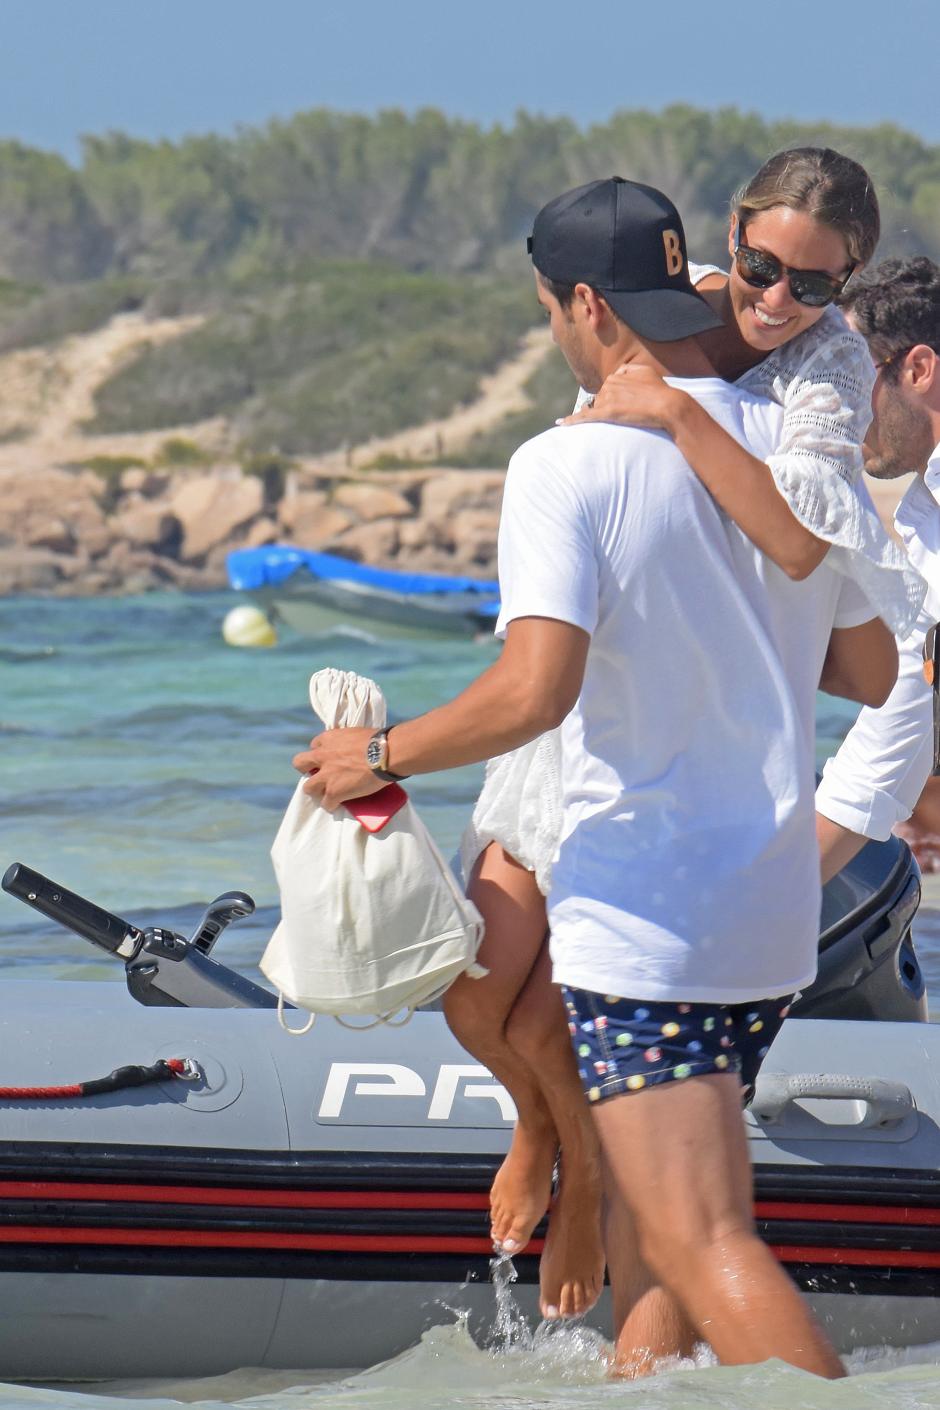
[[0, 838, 938, 1380]]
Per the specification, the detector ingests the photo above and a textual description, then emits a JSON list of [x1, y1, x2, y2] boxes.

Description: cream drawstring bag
[[261, 668, 486, 1031]]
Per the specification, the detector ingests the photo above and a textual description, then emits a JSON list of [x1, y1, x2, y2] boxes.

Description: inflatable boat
[[226, 546, 501, 640], [0, 837, 937, 1381]]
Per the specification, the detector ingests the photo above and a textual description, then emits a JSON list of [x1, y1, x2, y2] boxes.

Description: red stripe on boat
[[0, 1182, 489, 1210], [0, 1226, 517, 1254], [3, 1184, 939, 1231], [0, 1225, 938, 1268], [756, 1200, 940, 1226], [770, 1244, 940, 1268]]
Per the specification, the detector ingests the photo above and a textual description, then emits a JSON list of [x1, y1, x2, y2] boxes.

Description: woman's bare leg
[[505, 942, 605, 1320], [442, 843, 558, 1251]]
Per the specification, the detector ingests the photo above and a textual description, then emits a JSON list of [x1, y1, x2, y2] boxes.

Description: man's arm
[[818, 617, 898, 708], [816, 811, 871, 884], [816, 610, 934, 883], [295, 616, 590, 810]]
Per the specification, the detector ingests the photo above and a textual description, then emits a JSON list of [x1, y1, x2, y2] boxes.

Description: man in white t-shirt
[[300, 177, 857, 1376], [815, 257, 940, 876]]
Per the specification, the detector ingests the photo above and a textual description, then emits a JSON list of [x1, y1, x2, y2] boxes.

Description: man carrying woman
[[299, 170, 896, 1376], [447, 147, 920, 1351]]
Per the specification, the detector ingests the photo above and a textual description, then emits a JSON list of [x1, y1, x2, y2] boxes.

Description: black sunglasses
[[733, 224, 855, 308]]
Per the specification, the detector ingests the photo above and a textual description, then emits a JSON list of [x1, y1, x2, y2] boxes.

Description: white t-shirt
[[496, 377, 825, 1003]]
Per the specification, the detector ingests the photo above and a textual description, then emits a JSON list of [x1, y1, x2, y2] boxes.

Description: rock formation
[[0, 461, 504, 595]]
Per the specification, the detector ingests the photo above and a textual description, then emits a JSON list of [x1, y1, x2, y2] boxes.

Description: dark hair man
[[816, 258, 940, 879], [299, 177, 854, 1374]]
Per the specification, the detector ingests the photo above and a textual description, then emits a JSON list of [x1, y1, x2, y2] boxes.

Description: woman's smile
[[751, 305, 794, 329], [727, 205, 852, 351]]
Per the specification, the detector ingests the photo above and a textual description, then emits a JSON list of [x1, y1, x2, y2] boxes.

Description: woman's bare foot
[[489, 1118, 557, 1253], [539, 1161, 606, 1320]]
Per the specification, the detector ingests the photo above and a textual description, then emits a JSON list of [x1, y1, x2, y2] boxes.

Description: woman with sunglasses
[[443, 147, 924, 1339], [566, 146, 921, 630]]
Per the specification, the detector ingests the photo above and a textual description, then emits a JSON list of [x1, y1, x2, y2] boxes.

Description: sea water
[[2, 591, 940, 1409]]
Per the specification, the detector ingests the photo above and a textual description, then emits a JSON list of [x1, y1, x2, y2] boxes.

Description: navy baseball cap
[[527, 177, 722, 341]]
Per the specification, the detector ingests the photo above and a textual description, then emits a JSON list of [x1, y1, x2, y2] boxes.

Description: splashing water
[[487, 1250, 533, 1353]]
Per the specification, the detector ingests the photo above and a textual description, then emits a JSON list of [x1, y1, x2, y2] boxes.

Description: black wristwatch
[[366, 727, 408, 783]]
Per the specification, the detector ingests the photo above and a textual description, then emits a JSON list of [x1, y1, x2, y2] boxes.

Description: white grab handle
[[752, 1073, 915, 1128]]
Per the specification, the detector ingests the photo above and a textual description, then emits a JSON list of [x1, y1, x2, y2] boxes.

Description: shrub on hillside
[[86, 264, 537, 450], [442, 348, 575, 468], [0, 276, 149, 353], [155, 437, 210, 466]]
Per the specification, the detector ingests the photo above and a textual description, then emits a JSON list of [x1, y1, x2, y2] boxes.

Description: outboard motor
[[795, 832, 927, 1021]]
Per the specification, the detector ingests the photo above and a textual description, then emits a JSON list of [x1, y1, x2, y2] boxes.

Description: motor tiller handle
[[1, 862, 141, 958]]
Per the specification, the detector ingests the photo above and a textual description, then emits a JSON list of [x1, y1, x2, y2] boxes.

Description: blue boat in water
[[226, 545, 501, 640]]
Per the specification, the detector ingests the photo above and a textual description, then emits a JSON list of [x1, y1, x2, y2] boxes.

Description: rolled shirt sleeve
[[815, 604, 935, 840]]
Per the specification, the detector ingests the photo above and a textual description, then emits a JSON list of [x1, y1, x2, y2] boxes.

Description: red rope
[[0, 1084, 82, 1100], [0, 1058, 190, 1100]]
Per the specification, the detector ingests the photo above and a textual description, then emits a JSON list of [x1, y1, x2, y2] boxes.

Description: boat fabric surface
[[227, 546, 501, 606], [2, 988, 940, 1375]]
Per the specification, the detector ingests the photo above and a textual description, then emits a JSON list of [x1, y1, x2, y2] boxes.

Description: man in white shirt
[[816, 257, 940, 878], [301, 177, 850, 1376]]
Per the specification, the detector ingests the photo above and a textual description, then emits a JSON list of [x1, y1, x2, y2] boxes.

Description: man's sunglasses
[[733, 224, 855, 308]]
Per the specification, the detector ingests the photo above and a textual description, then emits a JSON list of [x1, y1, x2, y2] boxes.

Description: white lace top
[[690, 264, 923, 637], [460, 263, 927, 895]]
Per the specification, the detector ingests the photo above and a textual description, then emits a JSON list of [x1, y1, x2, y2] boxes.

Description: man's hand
[[293, 727, 383, 811], [559, 363, 682, 432]]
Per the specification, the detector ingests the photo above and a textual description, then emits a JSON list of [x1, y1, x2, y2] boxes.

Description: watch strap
[[368, 727, 408, 782]]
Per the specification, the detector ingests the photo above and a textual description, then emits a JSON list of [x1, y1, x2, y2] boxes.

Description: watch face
[[366, 736, 384, 768]]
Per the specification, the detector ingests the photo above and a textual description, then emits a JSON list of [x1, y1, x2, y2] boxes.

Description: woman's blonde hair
[[733, 147, 880, 266]]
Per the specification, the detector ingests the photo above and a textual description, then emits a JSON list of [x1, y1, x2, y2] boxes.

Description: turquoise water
[[2, 591, 940, 1408], [0, 593, 488, 981]]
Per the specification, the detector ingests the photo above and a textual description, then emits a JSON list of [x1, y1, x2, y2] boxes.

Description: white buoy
[[222, 604, 278, 648]]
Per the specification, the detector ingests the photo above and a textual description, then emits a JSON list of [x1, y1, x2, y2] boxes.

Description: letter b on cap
[[663, 229, 683, 277]]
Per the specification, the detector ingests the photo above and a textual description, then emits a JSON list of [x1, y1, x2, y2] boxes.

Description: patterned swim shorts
[[562, 987, 794, 1105]]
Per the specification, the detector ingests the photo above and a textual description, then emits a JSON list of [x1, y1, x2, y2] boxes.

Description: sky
[[0, 0, 935, 164]]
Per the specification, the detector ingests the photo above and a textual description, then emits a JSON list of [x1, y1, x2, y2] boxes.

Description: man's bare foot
[[539, 1164, 605, 1320], [489, 1119, 557, 1253]]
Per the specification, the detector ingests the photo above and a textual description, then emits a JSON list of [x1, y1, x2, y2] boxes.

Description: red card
[[343, 782, 409, 833]]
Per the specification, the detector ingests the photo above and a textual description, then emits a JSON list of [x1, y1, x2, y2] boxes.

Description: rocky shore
[[0, 459, 910, 600], [0, 461, 505, 596]]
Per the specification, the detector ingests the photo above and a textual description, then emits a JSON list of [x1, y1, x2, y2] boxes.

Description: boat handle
[[751, 1073, 915, 1128]]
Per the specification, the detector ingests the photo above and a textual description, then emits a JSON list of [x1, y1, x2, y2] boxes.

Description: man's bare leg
[[593, 1073, 845, 1377], [603, 1175, 696, 1377], [442, 843, 557, 1251], [505, 943, 605, 1320]]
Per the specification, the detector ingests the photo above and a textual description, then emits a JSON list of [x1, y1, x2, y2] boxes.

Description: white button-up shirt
[[895, 446, 940, 618], [815, 448, 940, 840]]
